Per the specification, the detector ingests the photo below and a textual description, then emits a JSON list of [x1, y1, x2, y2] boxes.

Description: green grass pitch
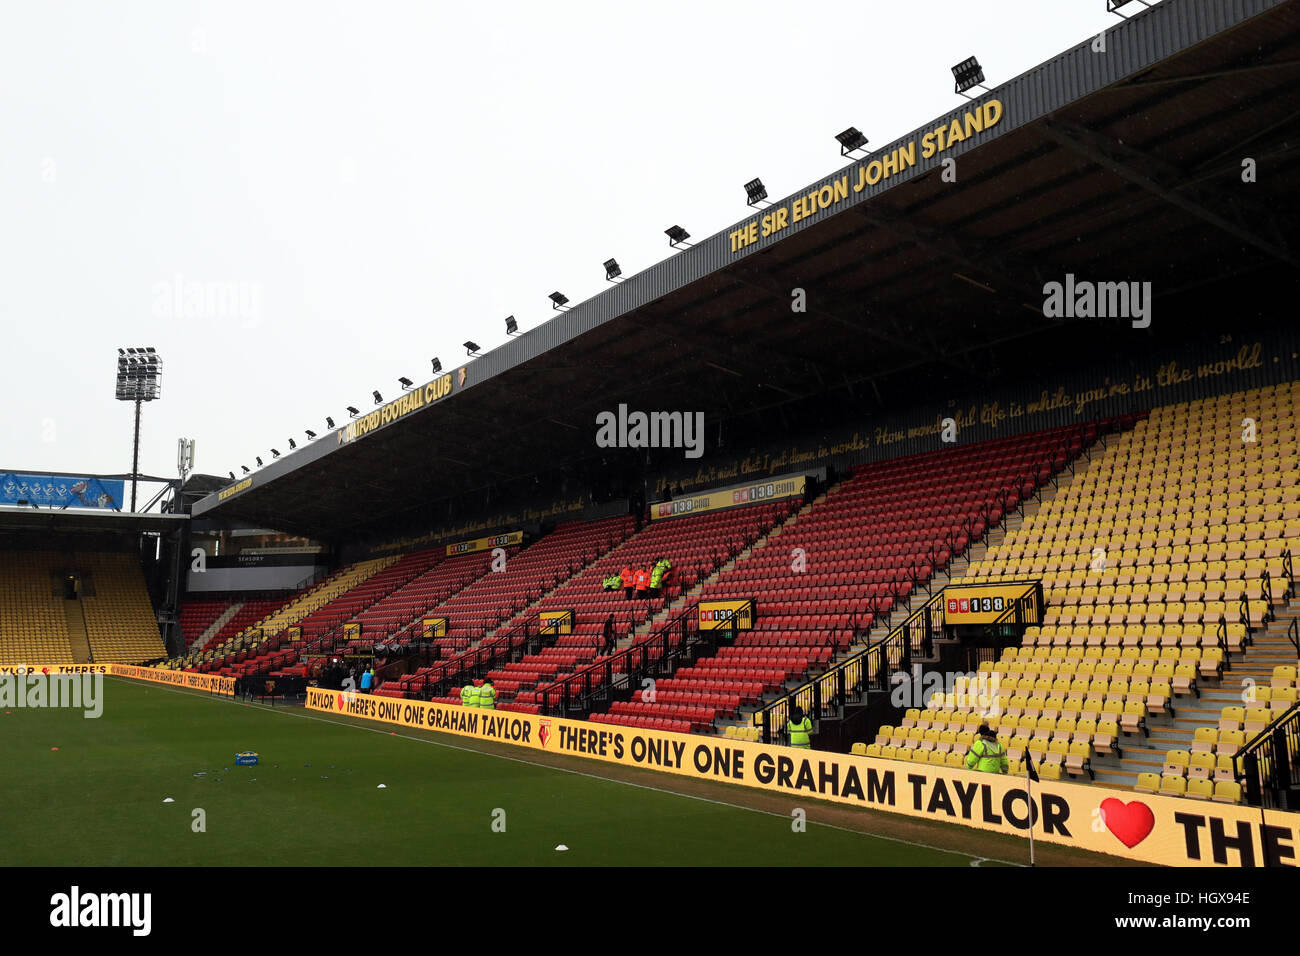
[[2, 677, 1002, 866]]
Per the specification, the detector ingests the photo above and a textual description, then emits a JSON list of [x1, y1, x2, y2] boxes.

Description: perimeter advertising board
[[651, 475, 806, 521], [305, 687, 1300, 867]]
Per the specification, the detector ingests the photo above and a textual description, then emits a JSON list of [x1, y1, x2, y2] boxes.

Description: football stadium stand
[[77, 552, 168, 662], [865, 384, 1300, 801], [608, 424, 1096, 738], [0, 551, 75, 664]]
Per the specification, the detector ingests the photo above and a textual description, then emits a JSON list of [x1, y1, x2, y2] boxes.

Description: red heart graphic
[[1099, 798, 1155, 848], [336, 693, 344, 710], [42, 667, 50, 675]]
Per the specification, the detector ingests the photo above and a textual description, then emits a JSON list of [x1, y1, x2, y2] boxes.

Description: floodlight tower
[[115, 347, 163, 512]]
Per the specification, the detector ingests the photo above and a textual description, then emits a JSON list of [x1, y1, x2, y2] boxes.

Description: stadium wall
[[186, 553, 327, 593]]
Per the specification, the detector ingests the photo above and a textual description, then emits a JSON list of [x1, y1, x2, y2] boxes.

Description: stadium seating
[[373, 517, 637, 694], [77, 552, 167, 662], [178, 599, 228, 650], [610, 423, 1092, 729], [0, 550, 74, 663], [193, 598, 284, 655], [420, 516, 635, 653], [178, 556, 400, 673], [885, 384, 1300, 803], [487, 499, 795, 711]]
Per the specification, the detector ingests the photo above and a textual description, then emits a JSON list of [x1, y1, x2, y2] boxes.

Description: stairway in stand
[[1097, 595, 1300, 788], [64, 600, 92, 663]]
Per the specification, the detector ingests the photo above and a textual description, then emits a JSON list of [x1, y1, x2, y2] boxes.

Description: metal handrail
[[1232, 699, 1300, 810]]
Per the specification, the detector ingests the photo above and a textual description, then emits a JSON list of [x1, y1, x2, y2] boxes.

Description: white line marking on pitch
[[108, 678, 1025, 867]]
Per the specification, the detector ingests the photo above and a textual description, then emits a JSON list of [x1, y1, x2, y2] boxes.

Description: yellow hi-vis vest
[[478, 682, 496, 710], [461, 684, 480, 708], [786, 716, 813, 748], [966, 737, 1009, 773]]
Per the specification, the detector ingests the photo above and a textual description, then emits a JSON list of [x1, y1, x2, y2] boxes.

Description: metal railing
[[752, 589, 947, 744], [752, 579, 1042, 743], [535, 603, 700, 717], [1233, 699, 1300, 811]]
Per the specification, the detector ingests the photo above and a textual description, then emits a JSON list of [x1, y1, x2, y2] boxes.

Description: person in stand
[[786, 703, 813, 750], [649, 556, 672, 598], [603, 613, 616, 655], [478, 676, 496, 711], [359, 666, 373, 694], [634, 566, 650, 600], [460, 680, 480, 709], [965, 723, 1009, 774], [621, 564, 634, 601]]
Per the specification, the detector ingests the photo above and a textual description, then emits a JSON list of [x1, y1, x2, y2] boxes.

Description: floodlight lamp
[[835, 127, 868, 155], [505, 316, 518, 335], [952, 56, 985, 94], [744, 178, 768, 205], [665, 225, 690, 247], [604, 259, 621, 281]]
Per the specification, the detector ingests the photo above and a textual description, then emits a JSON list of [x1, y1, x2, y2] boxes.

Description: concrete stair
[[1097, 595, 1300, 789], [194, 602, 243, 652], [64, 601, 92, 664]]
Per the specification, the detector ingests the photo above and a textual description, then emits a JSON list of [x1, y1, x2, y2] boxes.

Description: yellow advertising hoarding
[[944, 582, 1041, 626], [651, 475, 806, 521], [110, 664, 236, 696], [698, 598, 756, 631], [446, 531, 523, 556], [422, 617, 449, 639], [343, 623, 361, 641], [539, 610, 575, 635], [0, 664, 110, 675], [304, 686, 1299, 867]]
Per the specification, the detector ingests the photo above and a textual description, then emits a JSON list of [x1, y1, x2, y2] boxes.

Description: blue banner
[[0, 473, 125, 509]]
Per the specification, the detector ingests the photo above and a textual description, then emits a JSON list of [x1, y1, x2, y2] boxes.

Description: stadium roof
[[194, 0, 1300, 541], [0, 506, 187, 536]]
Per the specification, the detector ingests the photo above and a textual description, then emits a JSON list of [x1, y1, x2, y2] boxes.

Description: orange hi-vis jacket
[[620, 567, 633, 587], [634, 569, 650, 591]]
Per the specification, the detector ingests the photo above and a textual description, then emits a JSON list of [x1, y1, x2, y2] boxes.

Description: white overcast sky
[[1, 0, 1122, 501]]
